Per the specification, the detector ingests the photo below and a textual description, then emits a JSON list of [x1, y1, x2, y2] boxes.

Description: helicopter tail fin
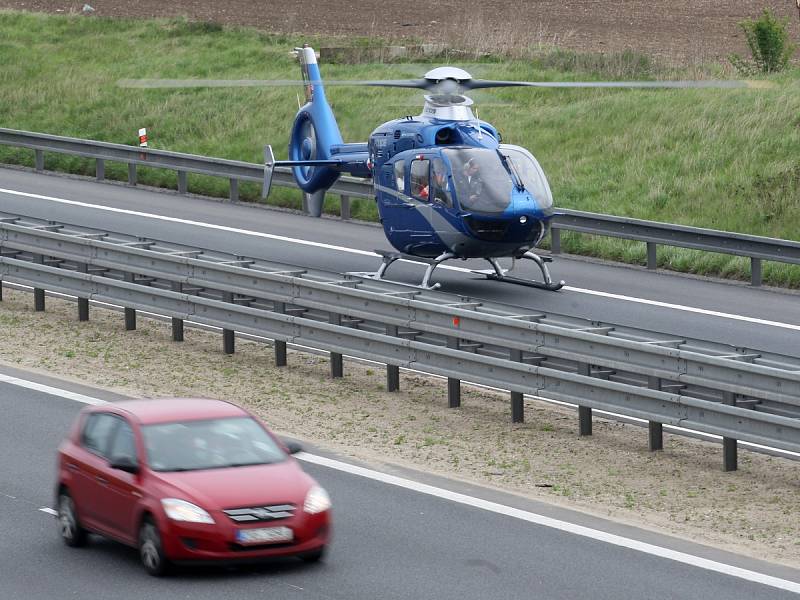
[[288, 45, 345, 196]]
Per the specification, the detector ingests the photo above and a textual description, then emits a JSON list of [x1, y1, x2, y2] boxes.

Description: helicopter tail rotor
[[284, 46, 345, 202]]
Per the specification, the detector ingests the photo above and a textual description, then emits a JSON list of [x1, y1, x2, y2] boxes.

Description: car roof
[[97, 398, 250, 425]]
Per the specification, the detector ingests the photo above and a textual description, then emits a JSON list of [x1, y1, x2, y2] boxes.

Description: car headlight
[[303, 486, 331, 514], [161, 498, 215, 524]]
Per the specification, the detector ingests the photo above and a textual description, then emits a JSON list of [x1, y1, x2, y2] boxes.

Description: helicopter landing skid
[[346, 250, 456, 291], [474, 252, 565, 291]]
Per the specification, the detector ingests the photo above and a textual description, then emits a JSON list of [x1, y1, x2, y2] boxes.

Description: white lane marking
[[2, 186, 799, 332], [564, 285, 800, 331], [4, 371, 800, 593], [0, 374, 107, 405], [0, 187, 376, 257], [39, 507, 57, 516], [297, 453, 800, 595]]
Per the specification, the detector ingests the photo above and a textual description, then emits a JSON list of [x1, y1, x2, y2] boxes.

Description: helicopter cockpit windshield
[[443, 147, 553, 214]]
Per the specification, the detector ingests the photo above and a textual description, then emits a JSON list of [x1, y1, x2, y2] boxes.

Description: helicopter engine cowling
[[289, 109, 341, 194]]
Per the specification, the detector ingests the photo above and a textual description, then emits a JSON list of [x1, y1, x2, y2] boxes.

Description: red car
[[55, 398, 331, 576]]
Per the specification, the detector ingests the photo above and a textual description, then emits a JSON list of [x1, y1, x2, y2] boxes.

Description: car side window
[[107, 419, 138, 465], [81, 413, 120, 458]]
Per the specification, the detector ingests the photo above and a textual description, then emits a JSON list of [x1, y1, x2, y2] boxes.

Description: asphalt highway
[[1, 369, 800, 599], [1, 168, 798, 357]]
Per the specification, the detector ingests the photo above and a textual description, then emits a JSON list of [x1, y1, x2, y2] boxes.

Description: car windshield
[[142, 416, 287, 472], [444, 148, 513, 214]]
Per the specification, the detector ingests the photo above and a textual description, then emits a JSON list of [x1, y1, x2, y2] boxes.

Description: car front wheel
[[139, 518, 170, 577], [58, 491, 87, 547]]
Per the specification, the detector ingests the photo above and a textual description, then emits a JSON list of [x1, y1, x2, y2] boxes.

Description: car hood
[[150, 459, 315, 510]]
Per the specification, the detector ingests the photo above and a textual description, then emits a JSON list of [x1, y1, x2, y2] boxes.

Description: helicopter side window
[[430, 158, 452, 208], [394, 161, 405, 193], [410, 159, 430, 202]]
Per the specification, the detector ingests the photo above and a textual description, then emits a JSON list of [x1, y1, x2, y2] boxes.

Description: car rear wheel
[[300, 546, 326, 563], [139, 518, 170, 577], [58, 491, 87, 547]]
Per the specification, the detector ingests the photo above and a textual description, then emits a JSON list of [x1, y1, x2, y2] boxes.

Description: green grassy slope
[[1, 12, 799, 284]]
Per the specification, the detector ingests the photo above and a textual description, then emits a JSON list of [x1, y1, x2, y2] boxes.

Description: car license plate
[[236, 526, 293, 545]]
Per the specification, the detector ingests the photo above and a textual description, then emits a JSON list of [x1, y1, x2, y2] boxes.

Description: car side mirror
[[110, 456, 139, 474], [285, 441, 303, 455]]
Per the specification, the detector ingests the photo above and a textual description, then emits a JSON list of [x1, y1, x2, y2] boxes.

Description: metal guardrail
[[0, 128, 372, 214], [2, 127, 799, 284], [551, 210, 800, 286], [1, 214, 799, 471]]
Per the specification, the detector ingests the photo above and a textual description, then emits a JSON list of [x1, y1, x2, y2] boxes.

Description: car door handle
[[95, 476, 108, 485], [66, 463, 79, 472]]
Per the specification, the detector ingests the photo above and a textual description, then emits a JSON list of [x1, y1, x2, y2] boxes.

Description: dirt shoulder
[[1, 287, 798, 566]]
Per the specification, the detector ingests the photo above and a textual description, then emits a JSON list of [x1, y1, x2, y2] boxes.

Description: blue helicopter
[[262, 45, 562, 290], [123, 46, 757, 291]]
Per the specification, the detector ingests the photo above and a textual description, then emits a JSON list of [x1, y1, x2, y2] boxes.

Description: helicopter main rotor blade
[[464, 79, 773, 90], [118, 79, 306, 88], [117, 78, 431, 89], [118, 77, 773, 91]]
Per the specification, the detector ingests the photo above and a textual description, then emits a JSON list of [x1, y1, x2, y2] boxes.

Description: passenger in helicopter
[[455, 157, 484, 204], [417, 171, 449, 204], [430, 163, 451, 206]]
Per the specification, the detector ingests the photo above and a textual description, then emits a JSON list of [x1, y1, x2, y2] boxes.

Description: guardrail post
[[0, 280, 3, 302], [273, 301, 287, 367], [550, 227, 561, 254], [123, 272, 136, 330], [77, 264, 89, 321], [128, 163, 137, 186], [329, 313, 343, 378], [647, 376, 664, 451], [33, 254, 45, 311], [222, 291, 235, 354], [34, 149, 44, 172], [229, 178, 239, 202], [750, 258, 762, 287], [722, 391, 738, 472], [447, 337, 461, 408], [385, 324, 400, 392], [177, 171, 188, 194], [510, 348, 524, 423], [95, 159, 105, 181], [171, 282, 184, 342], [646, 242, 657, 270], [577, 363, 592, 436], [340, 195, 351, 220]]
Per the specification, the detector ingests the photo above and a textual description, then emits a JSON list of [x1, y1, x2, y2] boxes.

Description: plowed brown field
[[2, 0, 799, 63]]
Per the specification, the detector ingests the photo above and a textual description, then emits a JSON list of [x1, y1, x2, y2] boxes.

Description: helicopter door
[[377, 159, 412, 247], [408, 157, 437, 253]]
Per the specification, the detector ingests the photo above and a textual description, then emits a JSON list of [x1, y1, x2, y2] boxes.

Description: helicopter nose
[[511, 190, 536, 215]]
